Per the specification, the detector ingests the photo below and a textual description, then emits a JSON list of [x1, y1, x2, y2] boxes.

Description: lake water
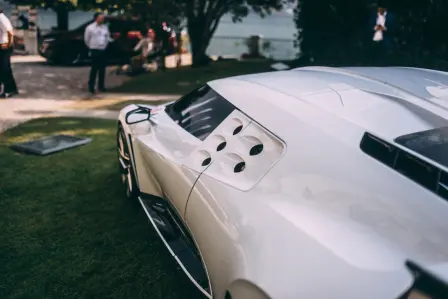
[[0, 2, 298, 59]]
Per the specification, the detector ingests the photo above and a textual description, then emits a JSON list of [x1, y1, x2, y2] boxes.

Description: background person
[[84, 12, 110, 94], [0, 8, 18, 98], [129, 29, 154, 74], [133, 28, 155, 65], [370, 3, 395, 65], [157, 22, 173, 71]]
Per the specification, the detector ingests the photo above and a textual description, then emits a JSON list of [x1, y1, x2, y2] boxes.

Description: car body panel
[[118, 67, 448, 299], [210, 68, 448, 141], [186, 111, 448, 297], [121, 106, 204, 215]]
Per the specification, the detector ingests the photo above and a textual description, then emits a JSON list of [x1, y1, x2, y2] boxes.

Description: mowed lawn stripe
[[0, 117, 203, 299]]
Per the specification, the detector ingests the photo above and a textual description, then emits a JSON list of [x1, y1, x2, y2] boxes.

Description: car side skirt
[[138, 193, 212, 298]]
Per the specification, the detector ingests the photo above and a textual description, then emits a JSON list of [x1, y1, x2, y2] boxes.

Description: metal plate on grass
[[10, 134, 92, 156]]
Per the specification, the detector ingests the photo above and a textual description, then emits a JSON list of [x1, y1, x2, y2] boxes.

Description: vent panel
[[202, 120, 285, 191], [183, 109, 285, 191]]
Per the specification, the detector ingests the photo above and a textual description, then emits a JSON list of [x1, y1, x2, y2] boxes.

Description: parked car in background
[[13, 34, 26, 53], [39, 16, 178, 65]]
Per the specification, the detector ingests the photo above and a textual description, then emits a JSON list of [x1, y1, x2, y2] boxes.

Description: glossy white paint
[[119, 67, 448, 299]]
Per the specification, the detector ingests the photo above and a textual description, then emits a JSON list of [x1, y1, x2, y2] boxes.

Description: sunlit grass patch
[[0, 117, 202, 299]]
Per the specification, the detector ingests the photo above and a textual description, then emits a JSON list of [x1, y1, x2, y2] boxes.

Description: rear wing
[[398, 260, 448, 299]]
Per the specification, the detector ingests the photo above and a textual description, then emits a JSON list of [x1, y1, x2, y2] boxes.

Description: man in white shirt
[[84, 12, 109, 94], [0, 9, 18, 98], [369, 3, 395, 66], [373, 5, 388, 43]]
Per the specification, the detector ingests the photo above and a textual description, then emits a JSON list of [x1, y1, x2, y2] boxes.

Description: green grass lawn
[[0, 118, 203, 299], [112, 59, 278, 95], [104, 100, 173, 111]]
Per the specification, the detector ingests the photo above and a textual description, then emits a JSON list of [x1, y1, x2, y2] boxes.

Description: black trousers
[[0, 47, 18, 94], [88, 49, 107, 91], [369, 41, 393, 66]]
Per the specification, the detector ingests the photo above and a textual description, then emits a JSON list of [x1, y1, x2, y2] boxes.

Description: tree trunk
[[189, 32, 212, 67], [188, 18, 215, 67], [190, 38, 211, 67], [54, 4, 69, 31]]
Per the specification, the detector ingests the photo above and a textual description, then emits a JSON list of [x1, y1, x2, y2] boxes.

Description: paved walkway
[[1, 57, 182, 134], [0, 99, 74, 133], [9, 54, 191, 100], [0, 99, 116, 134], [10, 60, 130, 100], [0, 94, 179, 134]]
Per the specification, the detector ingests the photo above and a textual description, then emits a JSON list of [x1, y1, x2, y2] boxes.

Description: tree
[[177, 0, 291, 66], [294, 0, 448, 68], [97, 0, 182, 26], [7, 0, 95, 31], [294, 0, 372, 65], [386, 0, 448, 67]]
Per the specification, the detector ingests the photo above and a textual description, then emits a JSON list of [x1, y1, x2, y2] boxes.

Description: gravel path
[[1, 56, 182, 134], [0, 57, 129, 133], [0, 99, 76, 133], [10, 61, 129, 100]]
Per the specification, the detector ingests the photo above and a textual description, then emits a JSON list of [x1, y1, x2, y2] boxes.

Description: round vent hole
[[217, 141, 227, 152], [202, 157, 211, 166], [233, 125, 243, 135], [250, 144, 264, 156], [234, 161, 246, 173]]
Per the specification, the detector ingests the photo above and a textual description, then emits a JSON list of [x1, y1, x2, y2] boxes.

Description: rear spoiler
[[398, 260, 448, 299]]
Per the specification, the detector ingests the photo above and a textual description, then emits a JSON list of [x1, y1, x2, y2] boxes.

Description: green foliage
[[295, 0, 373, 64], [295, 0, 448, 67], [7, 0, 89, 10], [97, 0, 183, 26]]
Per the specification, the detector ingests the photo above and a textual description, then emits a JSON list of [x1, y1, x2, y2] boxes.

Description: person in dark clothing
[[157, 22, 174, 71], [0, 9, 19, 98], [84, 12, 110, 94]]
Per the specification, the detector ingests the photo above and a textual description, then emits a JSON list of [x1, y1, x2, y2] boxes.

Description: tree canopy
[[8, 0, 292, 67], [177, 0, 292, 66], [7, 0, 96, 30], [295, 0, 448, 68]]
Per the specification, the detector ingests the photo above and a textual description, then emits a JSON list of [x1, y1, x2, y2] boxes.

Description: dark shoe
[[0, 92, 18, 98], [89, 88, 95, 94]]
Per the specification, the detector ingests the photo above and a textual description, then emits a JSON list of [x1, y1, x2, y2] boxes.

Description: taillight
[[112, 32, 121, 39], [127, 31, 142, 39]]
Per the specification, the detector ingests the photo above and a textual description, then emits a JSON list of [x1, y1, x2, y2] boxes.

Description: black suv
[[39, 16, 177, 65]]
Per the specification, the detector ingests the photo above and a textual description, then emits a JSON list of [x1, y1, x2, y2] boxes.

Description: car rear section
[[185, 106, 445, 298], [192, 71, 448, 298], [117, 68, 448, 298]]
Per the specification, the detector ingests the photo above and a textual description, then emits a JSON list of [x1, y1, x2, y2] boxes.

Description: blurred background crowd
[[1, 0, 448, 70]]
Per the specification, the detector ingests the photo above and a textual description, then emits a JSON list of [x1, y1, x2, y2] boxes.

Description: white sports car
[[117, 66, 448, 299]]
